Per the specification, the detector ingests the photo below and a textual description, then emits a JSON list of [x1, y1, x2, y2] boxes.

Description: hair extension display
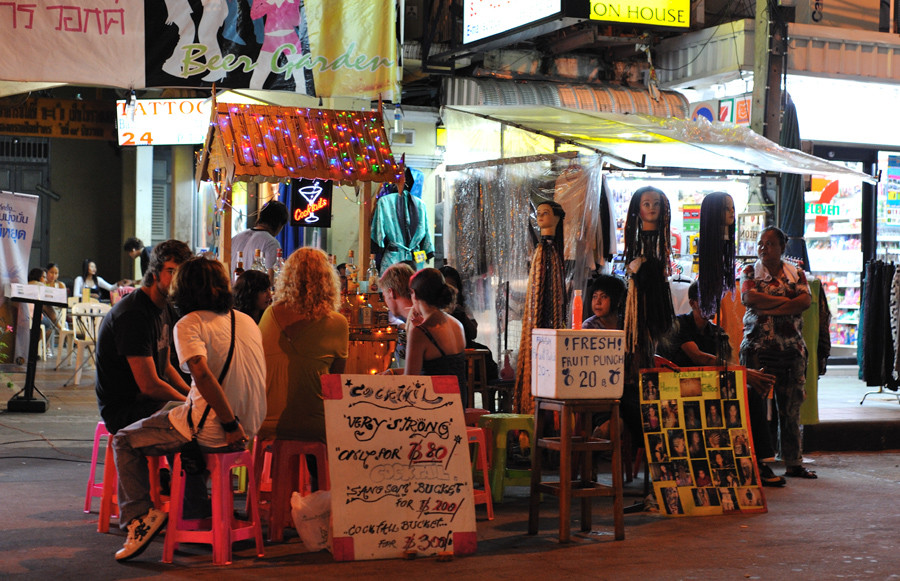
[[698, 192, 737, 319], [623, 187, 674, 374], [513, 201, 568, 415]]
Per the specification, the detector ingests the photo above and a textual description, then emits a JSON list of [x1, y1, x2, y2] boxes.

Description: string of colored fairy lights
[[215, 103, 403, 188]]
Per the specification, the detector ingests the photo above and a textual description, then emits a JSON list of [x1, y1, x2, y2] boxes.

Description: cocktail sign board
[[322, 374, 477, 561], [640, 367, 767, 517]]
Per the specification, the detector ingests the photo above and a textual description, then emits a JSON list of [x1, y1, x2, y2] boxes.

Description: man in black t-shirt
[[656, 281, 785, 487], [123, 237, 152, 282], [96, 240, 193, 434]]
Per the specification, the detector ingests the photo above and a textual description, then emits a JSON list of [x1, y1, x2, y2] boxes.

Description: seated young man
[[657, 281, 785, 487]]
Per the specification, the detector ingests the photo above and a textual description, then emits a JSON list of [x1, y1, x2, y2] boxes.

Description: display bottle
[[366, 254, 379, 293], [375, 301, 391, 327], [499, 349, 514, 380], [339, 292, 355, 328], [571, 289, 583, 330], [273, 248, 285, 284], [233, 251, 245, 283], [358, 294, 374, 328], [346, 250, 359, 293], [251, 248, 266, 272]]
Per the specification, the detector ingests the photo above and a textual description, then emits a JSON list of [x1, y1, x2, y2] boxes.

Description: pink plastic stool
[[467, 427, 494, 520], [163, 450, 264, 565], [254, 439, 330, 543], [95, 434, 168, 533], [85, 421, 111, 513]]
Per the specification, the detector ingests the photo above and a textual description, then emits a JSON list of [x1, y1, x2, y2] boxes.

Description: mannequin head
[[697, 192, 737, 319], [536, 201, 565, 237], [624, 186, 671, 267], [638, 189, 662, 230]]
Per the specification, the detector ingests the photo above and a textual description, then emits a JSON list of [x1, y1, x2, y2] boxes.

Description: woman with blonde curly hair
[[257, 247, 349, 443]]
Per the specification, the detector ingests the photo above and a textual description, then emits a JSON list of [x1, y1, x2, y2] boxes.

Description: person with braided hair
[[513, 200, 567, 414], [697, 192, 737, 319]]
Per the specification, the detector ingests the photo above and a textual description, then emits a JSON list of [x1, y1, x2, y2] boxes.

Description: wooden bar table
[[528, 397, 624, 543]]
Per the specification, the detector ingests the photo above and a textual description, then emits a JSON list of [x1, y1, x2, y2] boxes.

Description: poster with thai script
[[0, 191, 39, 363], [0, 1, 398, 100], [640, 367, 767, 517], [322, 374, 477, 561]]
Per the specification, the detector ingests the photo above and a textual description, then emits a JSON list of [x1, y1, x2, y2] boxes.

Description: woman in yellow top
[[257, 247, 349, 443]]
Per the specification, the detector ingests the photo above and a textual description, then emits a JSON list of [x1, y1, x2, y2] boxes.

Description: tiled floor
[[816, 366, 900, 422]]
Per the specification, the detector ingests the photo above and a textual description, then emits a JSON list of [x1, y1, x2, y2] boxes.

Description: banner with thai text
[[0, 1, 398, 100], [0, 192, 39, 363]]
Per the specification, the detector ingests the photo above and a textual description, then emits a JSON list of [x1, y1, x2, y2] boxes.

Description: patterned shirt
[[740, 260, 809, 356]]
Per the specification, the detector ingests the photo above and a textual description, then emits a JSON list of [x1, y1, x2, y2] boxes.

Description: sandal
[[785, 465, 818, 479]]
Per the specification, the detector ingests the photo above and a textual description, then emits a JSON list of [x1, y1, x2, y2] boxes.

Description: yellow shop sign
[[589, 0, 690, 27]]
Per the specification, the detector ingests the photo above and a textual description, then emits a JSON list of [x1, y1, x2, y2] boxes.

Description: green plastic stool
[[478, 413, 535, 503]]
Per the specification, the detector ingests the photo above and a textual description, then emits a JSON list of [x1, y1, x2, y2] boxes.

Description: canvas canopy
[[444, 105, 875, 182]]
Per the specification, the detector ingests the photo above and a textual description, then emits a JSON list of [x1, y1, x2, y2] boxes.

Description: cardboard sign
[[640, 367, 766, 517], [322, 374, 477, 561], [531, 329, 625, 399]]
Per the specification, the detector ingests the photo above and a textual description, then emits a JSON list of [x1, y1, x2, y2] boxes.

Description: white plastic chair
[[55, 308, 75, 369], [68, 302, 110, 385]]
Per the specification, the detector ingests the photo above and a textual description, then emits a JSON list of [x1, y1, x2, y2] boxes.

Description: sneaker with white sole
[[115, 508, 168, 562]]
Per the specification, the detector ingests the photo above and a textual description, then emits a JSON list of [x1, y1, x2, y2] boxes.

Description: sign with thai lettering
[[0, 191, 38, 362], [115, 98, 210, 146], [322, 374, 477, 561], [0, 1, 398, 99], [640, 367, 767, 517], [588, 0, 690, 27], [290, 178, 333, 228], [0, 98, 115, 141]]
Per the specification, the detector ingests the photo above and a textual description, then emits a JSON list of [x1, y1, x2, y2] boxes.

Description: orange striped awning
[[208, 102, 403, 186]]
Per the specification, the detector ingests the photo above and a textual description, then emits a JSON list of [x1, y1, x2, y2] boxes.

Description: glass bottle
[[273, 248, 285, 285], [346, 250, 359, 293], [251, 248, 266, 272], [366, 254, 379, 293], [233, 251, 245, 283]]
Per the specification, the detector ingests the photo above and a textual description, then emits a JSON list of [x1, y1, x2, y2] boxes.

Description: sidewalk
[[1, 361, 899, 579]]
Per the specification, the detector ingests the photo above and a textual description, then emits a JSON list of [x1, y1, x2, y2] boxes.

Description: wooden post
[[359, 181, 373, 271]]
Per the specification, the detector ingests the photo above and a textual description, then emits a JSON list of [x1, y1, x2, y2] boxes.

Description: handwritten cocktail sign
[[322, 374, 477, 561]]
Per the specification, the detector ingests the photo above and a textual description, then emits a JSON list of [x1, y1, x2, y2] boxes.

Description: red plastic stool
[[255, 439, 330, 543], [163, 450, 264, 565], [465, 407, 491, 427], [467, 427, 494, 520], [85, 421, 111, 513]]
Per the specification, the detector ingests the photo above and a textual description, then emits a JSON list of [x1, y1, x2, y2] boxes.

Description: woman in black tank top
[[401, 268, 468, 406]]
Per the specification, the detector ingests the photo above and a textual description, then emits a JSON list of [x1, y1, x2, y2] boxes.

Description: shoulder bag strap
[[188, 310, 236, 435]]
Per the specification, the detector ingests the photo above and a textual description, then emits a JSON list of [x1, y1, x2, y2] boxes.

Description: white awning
[[444, 105, 875, 182]]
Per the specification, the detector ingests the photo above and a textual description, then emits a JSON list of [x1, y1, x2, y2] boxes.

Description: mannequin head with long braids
[[697, 192, 737, 318], [536, 200, 566, 260], [624, 186, 671, 270]]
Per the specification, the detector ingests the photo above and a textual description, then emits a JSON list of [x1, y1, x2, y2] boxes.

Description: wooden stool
[[464, 348, 491, 409], [477, 413, 534, 503], [528, 397, 624, 543], [254, 439, 330, 543], [466, 427, 494, 520], [163, 450, 264, 565]]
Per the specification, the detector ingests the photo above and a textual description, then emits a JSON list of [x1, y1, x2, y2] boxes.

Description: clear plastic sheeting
[[442, 157, 608, 369], [444, 106, 876, 182]]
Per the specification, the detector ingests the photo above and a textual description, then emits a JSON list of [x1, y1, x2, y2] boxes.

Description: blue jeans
[[112, 409, 211, 529]]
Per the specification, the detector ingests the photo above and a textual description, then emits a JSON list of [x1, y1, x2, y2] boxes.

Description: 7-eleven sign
[[809, 178, 839, 232]]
